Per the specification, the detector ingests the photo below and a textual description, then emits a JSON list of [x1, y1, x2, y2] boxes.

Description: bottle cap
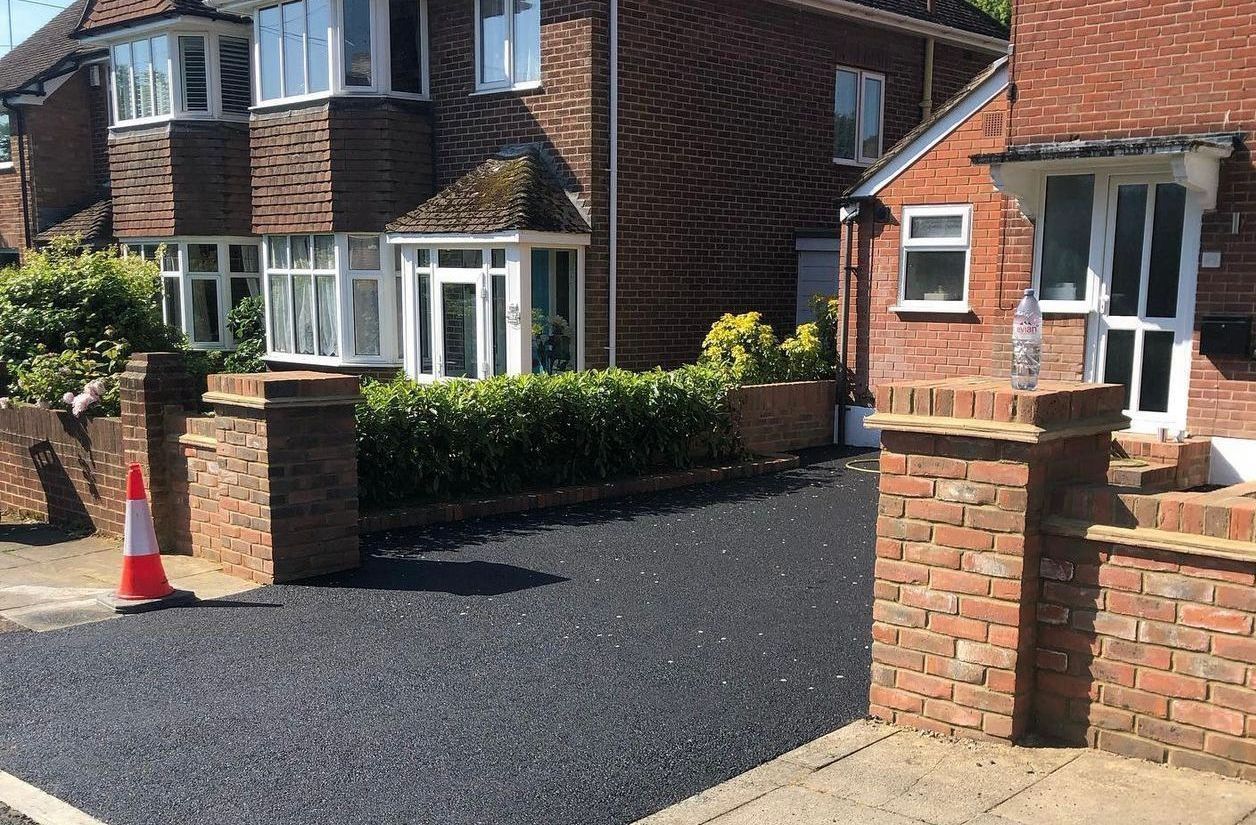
[[1024, 288, 1036, 298]]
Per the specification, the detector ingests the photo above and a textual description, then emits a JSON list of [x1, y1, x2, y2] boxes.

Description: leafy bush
[[698, 312, 785, 385], [356, 366, 738, 509], [224, 295, 267, 374], [0, 240, 182, 410], [781, 323, 830, 381]]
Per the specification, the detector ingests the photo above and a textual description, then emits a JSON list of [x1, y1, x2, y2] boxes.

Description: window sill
[[1039, 301, 1091, 316], [833, 157, 874, 168], [266, 352, 402, 368], [0, 162, 13, 173], [890, 303, 973, 315], [470, 81, 544, 97]]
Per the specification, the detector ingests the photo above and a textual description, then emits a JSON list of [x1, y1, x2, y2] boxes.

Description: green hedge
[[356, 366, 739, 509]]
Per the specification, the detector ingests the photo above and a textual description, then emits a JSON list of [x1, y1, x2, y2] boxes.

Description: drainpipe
[[920, 37, 935, 119], [14, 107, 32, 250], [608, 0, 619, 368]]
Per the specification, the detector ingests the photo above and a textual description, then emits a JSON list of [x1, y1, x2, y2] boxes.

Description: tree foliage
[[968, 0, 1011, 25]]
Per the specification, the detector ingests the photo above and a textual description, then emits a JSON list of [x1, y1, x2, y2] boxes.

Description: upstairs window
[[111, 31, 251, 124], [113, 36, 172, 123], [179, 36, 209, 112], [219, 37, 253, 114], [476, 0, 541, 91], [834, 66, 884, 166], [258, 0, 331, 101]]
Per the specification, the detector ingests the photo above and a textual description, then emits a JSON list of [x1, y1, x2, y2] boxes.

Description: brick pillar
[[204, 371, 362, 584], [119, 352, 198, 548], [866, 377, 1127, 741]]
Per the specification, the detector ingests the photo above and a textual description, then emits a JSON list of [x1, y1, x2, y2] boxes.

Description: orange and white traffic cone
[[98, 463, 194, 613]]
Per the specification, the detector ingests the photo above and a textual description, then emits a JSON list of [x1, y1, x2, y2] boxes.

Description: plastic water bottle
[[1012, 288, 1042, 391]]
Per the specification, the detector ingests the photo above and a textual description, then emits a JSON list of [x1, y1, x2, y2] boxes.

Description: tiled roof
[[851, 0, 1009, 41], [0, 0, 101, 97], [77, 0, 245, 35], [972, 133, 1244, 166], [387, 146, 592, 236], [36, 198, 113, 245]]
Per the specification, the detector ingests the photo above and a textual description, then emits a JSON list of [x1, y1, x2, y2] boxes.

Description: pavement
[[0, 447, 880, 825], [0, 520, 258, 632], [636, 720, 1256, 825]]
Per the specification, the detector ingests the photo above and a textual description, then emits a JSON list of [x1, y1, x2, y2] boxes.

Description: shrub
[[356, 366, 738, 509], [224, 295, 266, 374], [698, 312, 785, 385], [781, 323, 830, 381]]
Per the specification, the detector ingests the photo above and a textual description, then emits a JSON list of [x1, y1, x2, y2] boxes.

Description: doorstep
[[360, 454, 800, 534], [634, 720, 1256, 825]]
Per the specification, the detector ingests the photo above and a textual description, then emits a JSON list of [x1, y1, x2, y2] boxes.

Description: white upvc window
[[474, 0, 541, 92], [0, 111, 12, 168], [123, 238, 262, 348], [1033, 172, 1099, 313], [895, 205, 972, 313], [108, 26, 252, 126], [834, 66, 884, 166], [112, 35, 172, 124], [255, 0, 428, 105]]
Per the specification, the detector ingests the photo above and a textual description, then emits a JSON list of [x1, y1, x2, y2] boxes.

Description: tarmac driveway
[[0, 447, 878, 825]]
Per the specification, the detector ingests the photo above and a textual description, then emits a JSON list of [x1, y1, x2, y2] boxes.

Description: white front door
[[1088, 175, 1201, 433]]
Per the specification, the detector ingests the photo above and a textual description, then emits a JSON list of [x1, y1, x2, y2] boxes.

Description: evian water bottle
[[1012, 288, 1042, 391]]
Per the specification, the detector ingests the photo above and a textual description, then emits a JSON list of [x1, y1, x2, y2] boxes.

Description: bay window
[[113, 36, 172, 123], [109, 28, 252, 125], [476, 0, 541, 91], [256, 0, 427, 103], [834, 66, 884, 165], [896, 205, 971, 312]]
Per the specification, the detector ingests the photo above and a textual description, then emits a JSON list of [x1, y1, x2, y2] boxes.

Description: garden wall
[[731, 380, 836, 455], [0, 405, 126, 534]]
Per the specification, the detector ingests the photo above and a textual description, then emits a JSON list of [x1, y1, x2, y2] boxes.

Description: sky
[[0, 0, 74, 58]]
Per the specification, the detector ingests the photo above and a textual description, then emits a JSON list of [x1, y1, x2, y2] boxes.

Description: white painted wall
[[835, 405, 881, 449], [1209, 437, 1256, 485]]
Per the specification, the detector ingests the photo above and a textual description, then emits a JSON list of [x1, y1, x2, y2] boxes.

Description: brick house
[[0, 0, 112, 264], [23, 0, 1005, 363], [840, 0, 1255, 481]]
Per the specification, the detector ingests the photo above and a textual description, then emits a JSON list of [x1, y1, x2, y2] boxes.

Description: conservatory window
[[476, 0, 541, 91], [414, 248, 433, 373], [531, 248, 576, 374], [896, 205, 971, 312]]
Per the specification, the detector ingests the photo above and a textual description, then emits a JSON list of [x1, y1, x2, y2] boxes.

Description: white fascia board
[[386, 231, 592, 246], [77, 16, 248, 44], [847, 63, 1008, 199], [772, 0, 1009, 53]]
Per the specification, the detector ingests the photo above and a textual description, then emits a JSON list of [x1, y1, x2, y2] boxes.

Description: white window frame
[[252, 0, 429, 108], [473, 0, 542, 94], [893, 204, 972, 314], [1031, 171, 1106, 315], [0, 111, 13, 170], [833, 66, 885, 167]]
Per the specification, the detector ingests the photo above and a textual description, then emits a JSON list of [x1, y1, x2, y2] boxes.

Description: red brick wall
[[731, 380, 836, 454], [852, 91, 1084, 404], [0, 125, 27, 253], [26, 71, 100, 230], [0, 406, 125, 534], [1010, 0, 1256, 438], [1036, 536, 1256, 779], [614, 0, 995, 370]]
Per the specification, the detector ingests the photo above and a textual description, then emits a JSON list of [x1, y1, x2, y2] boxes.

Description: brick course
[[730, 380, 836, 455]]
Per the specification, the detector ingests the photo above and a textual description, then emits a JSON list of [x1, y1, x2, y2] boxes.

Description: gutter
[[772, 0, 1009, 54], [608, 0, 618, 368]]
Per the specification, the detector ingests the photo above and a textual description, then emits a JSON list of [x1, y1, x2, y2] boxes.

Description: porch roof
[[971, 133, 1243, 167], [387, 145, 592, 237], [36, 197, 113, 246]]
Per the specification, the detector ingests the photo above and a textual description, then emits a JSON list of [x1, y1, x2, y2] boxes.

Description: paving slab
[[800, 729, 954, 807], [705, 785, 925, 825], [777, 718, 899, 770], [636, 759, 813, 825]]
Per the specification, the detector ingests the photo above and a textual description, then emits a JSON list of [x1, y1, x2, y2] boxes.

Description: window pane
[[282, 1, 308, 96], [1104, 329, 1136, 410], [418, 272, 432, 372], [191, 279, 222, 343], [163, 276, 181, 328], [306, 0, 331, 93], [904, 250, 966, 302], [1039, 174, 1094, 302], [230, 276, 261, 307], [219, 36, 253, 113], [343, 0, 373, 87], [313, 234, 336, 269], [910, 214, 963, 240], [188, 243, 219, 272], [492, 273, 507, 375], [316, 274, 338, 356], [179, 36, 208, 112], [833, 69, 856, 160], [490, 248, 506, 269], [513, 0, 540, 83], [1147, 183, 1186, 319], [229, 244, 260, 273], [394, 275, 404, 356], [133, 38, 153, 118], [353, 279, 381, 356], [442, 283, 478, 378], [0, 114, 11, 164], [416, 247, 431, 268], [389, 0, 423, 93], [348, 235, 381, 270], [291, 234, 311, 269], [860, 75, 882, 160], [267, 235, 289, 269], [1139, 331, 1175, 414], [269, 274, 292, 352], [293, 273, 315, 354], [1109, 183, 1147, 318], [160, 246, 180, 273], [438, 249, 483, 268], [259, 5, 283, 101], [151, 37, 171, 116], [479, 0, 507, 85], [551, 250, 575, 373], [113, 43, 135, 120]]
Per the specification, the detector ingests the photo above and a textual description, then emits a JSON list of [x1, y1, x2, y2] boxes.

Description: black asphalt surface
[[0, 447, 879, 825]]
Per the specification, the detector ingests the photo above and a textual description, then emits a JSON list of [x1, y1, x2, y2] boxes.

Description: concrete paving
[[636, 721, 1256, 825], [0, 520, 257, 631]]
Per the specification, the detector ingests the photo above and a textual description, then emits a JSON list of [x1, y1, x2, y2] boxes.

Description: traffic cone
[[98, 463, 194, 613]]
